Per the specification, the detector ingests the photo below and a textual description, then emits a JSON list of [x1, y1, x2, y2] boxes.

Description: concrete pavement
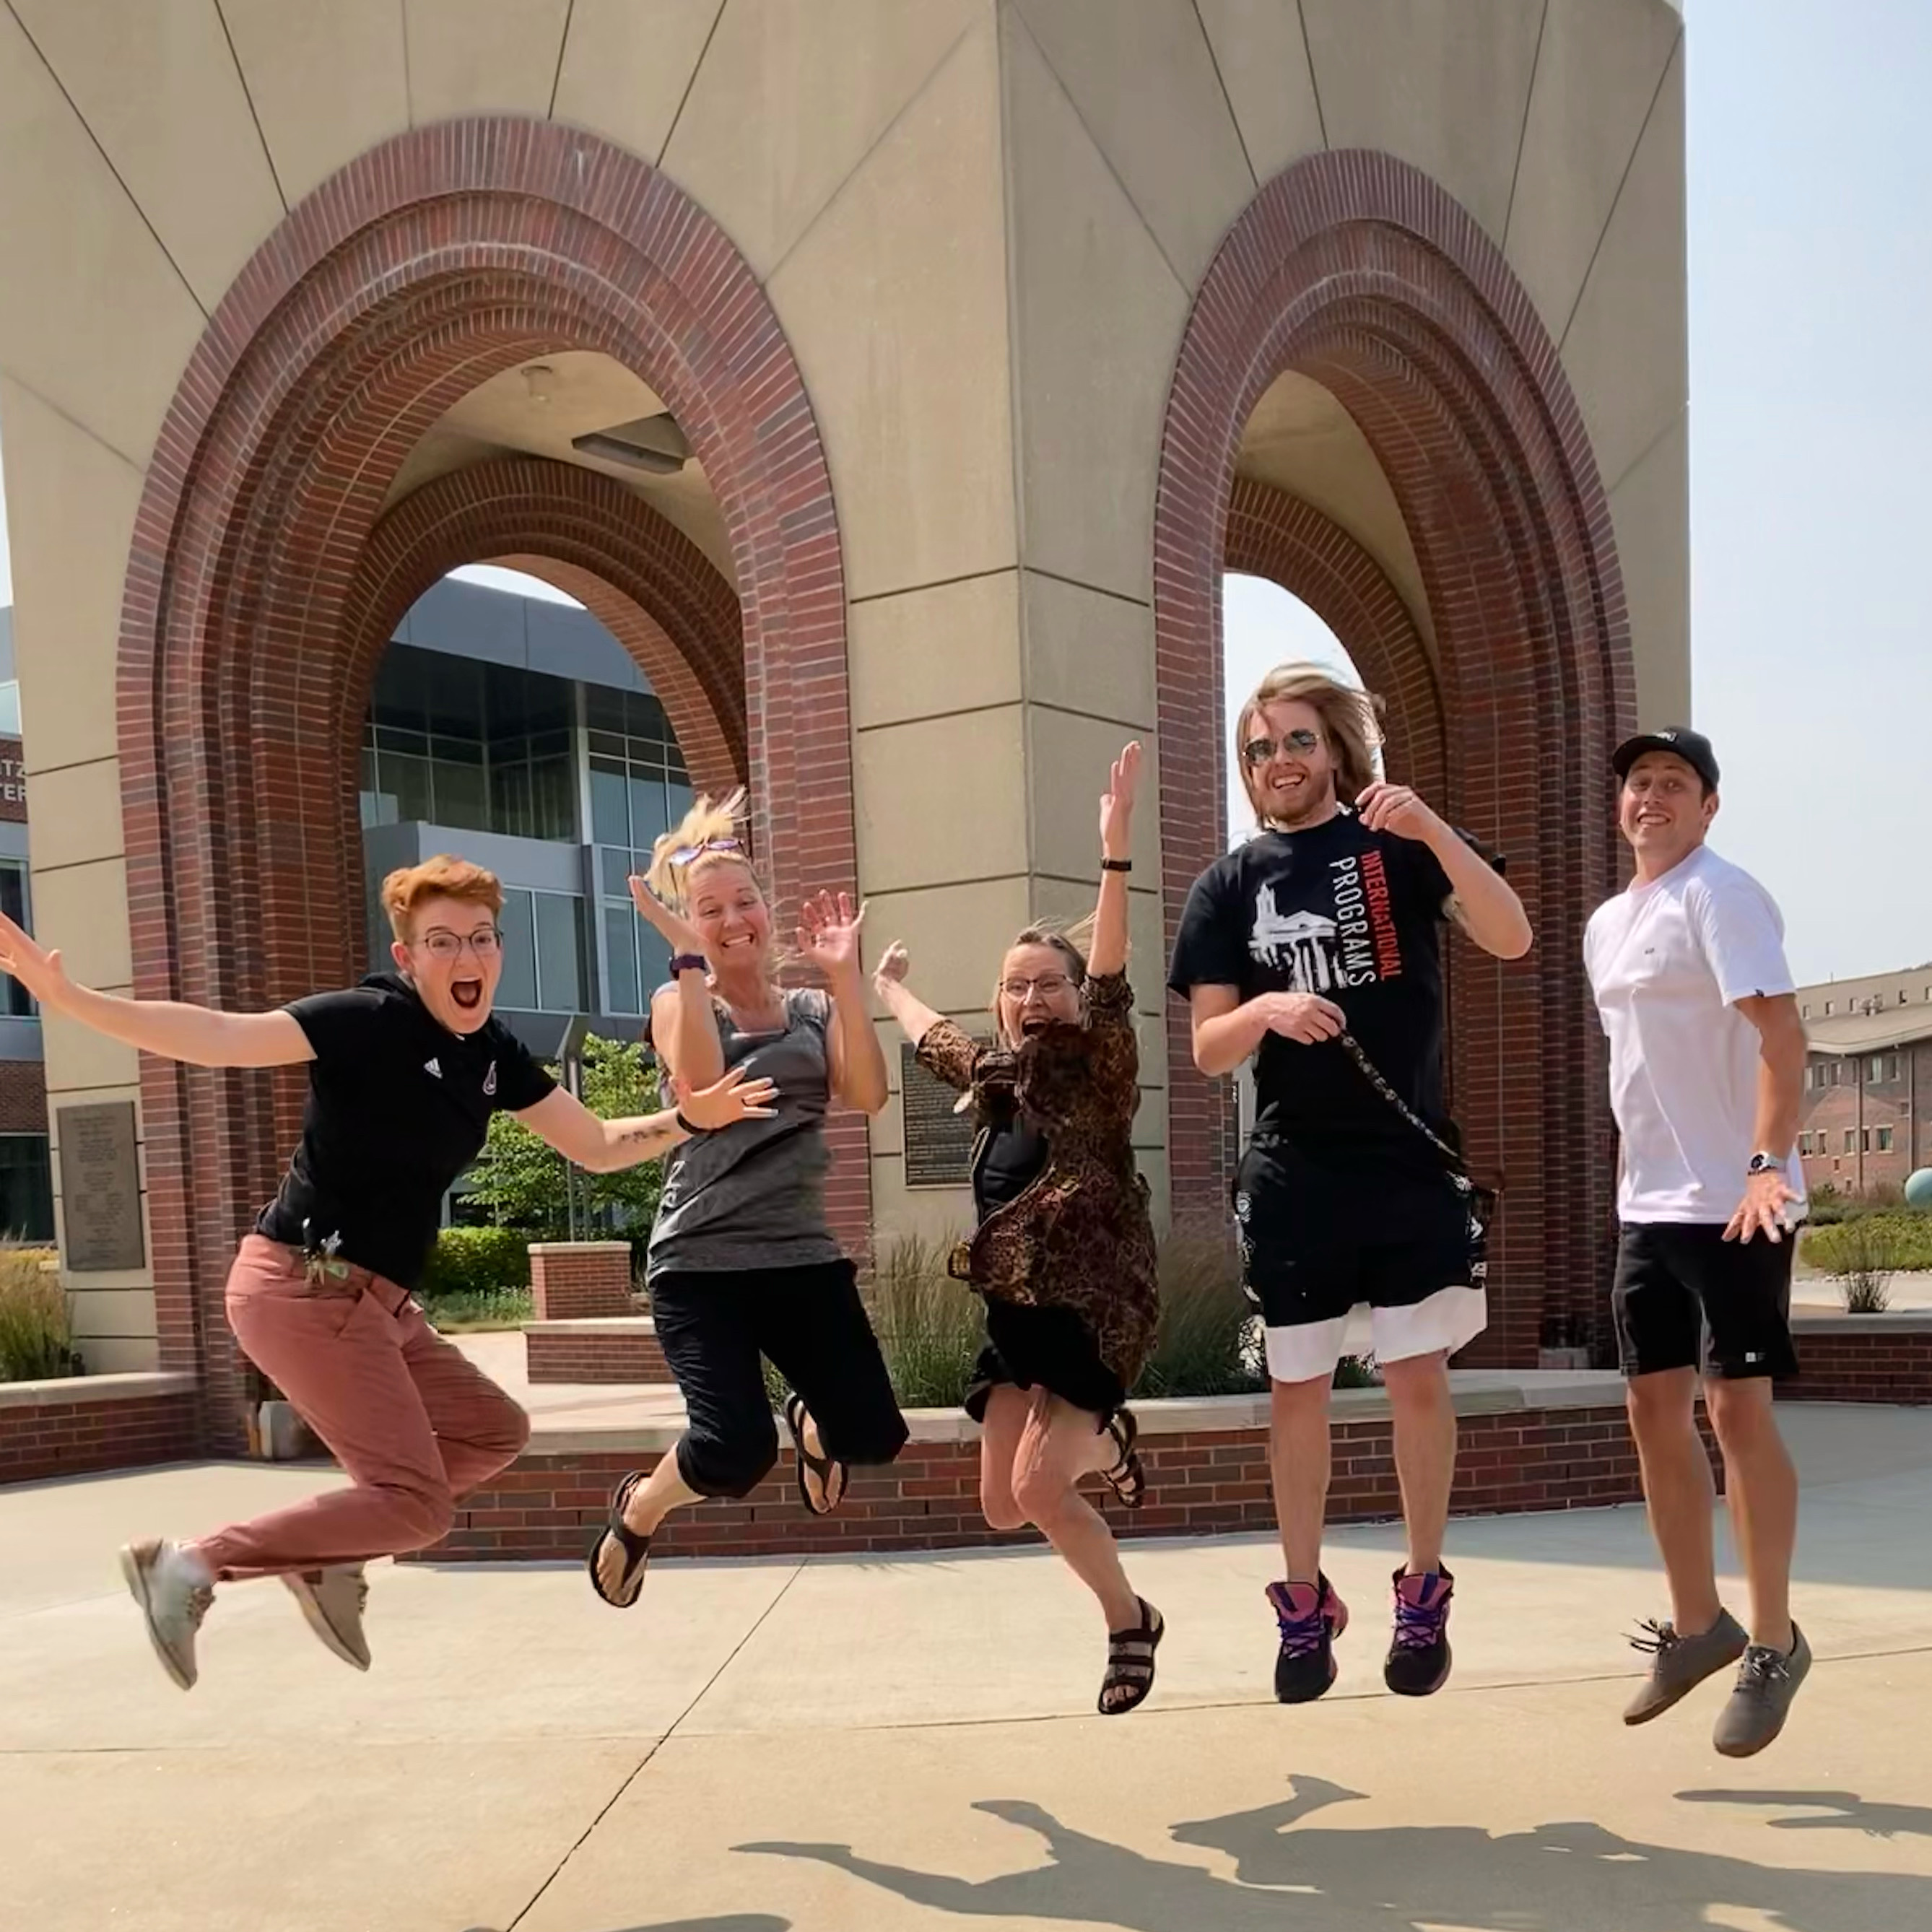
[[4, 1404, 1931, 1931]]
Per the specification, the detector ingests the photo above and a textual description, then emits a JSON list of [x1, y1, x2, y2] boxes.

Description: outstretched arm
[[1089, 741, 1140, 978], [873, 942, 943, 1047], [0, 910, 313, 1069], [515, 1065, 778, 1174]]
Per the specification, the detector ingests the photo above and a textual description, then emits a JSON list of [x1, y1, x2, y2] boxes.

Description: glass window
[[0, 681, 21, 736], [1869, 1055, 1883, 1082], [1824, 1001, 1835, 1016], [534, 892, 586, 1012], [1878, 1127, 1895, 1153], [629, 772, 669, 850], [0, 1134, 55, 1242], [497, 889, 537, 1009], [589, 760, 630, 846], [665, 778, 694, 829], [432, 759, 490, 832], [603, 903, 640, 1016], [0, 863, 32, 1017], [527, 754, 578, 843], [1843, 1129, 1858, 1154]]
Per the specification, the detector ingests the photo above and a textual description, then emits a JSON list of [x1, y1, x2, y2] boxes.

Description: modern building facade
[[1795, 964, 1932, 1196], [0, 603, 53, 1243], [0, 1, 1689, 1417]]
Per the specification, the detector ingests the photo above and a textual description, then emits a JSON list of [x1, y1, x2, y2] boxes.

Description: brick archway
[[1157, 152, 1638, 1366], [116, 121, 859, 1427]]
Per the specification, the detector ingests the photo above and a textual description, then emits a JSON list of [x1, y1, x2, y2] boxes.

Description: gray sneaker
[[282, 1565, 371, 1671], [120, 1538, 214, 1690], [1713, 1623, 1812, 1758], [1622, 1608, 1748, 1725]]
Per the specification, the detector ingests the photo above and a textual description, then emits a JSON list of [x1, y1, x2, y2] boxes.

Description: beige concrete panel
[[848, 573, 1022, 729], [550, 0, 723, 162], [27, 860, 132, 991], [1505, 0, 1682, 339], [857, 708, 1027, 895], [862, 881, 1030, 1016], [1193, 0, 1326, 183], [868, 1157, 975, 1245], [21, 762, 125, 874], [1024, 707, 1159, 884], [768, 17, 1015, 601], [1009, 0, 1255, 288], [661, 0, 980, 277], [66, 1289, 160, 1341], [38, 1009, 141, 1097], [0, 16, 207, 466], [1608, 408, 1690, 731], [1559, 43, 1686, 495], [1021, 574, 1155, 733], [1300, 0, 1545, 243], [11, 0, 285, 310], [71, 1334, 160, 1372], [1004, 21, 1191, 602], [0, 384, 146, 775], [404, 0, 570, 124], [220, 0, 410, 205]]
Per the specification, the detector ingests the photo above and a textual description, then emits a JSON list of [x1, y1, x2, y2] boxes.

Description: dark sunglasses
[[1242, 728, 1322, 769]]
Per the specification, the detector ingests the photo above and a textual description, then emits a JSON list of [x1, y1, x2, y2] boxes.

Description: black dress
[[962, 1112, 1129, 1424]]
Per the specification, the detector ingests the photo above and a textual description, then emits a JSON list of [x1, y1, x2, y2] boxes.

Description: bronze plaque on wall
[[56, 1101, 146, 1272], [900, 1044, 977, 1188]]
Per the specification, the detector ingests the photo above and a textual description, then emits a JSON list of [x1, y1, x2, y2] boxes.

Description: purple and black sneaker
[[1266, 1574, 1349, 1704], [1384, 1565, 1455, 1695]]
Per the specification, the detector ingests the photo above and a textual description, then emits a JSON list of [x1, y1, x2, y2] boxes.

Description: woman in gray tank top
[[588, 792, 907, 1608]]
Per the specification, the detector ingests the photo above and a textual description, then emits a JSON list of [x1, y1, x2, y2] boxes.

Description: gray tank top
[[646, 985, 843, 1279]]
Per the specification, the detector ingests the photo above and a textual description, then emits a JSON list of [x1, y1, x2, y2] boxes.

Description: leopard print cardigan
[[915, 969, 1159, 1392]]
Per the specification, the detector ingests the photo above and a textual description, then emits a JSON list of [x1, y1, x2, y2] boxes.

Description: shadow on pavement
[[739, 1775, 1932, 1931], [1678, 1788, 1932, 1840]]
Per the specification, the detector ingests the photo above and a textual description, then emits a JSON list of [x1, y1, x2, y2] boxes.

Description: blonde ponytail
[[645, 788, 760, 907]]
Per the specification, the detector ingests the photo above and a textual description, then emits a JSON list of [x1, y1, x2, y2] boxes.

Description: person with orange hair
[[0, 856, 773, 1692]]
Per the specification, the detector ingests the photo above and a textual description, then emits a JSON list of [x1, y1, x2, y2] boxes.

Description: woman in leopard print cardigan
[[874, 743, 1162, 1716]]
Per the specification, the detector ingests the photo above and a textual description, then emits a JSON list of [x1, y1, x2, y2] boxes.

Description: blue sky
[[2, 0, 1923, 985]]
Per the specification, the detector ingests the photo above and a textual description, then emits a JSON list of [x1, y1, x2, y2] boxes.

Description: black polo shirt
[[256, 972, 555, 1287]]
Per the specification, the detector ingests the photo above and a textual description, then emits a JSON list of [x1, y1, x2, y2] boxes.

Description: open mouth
[[1020, 1015, 1054, 1035], [450, 978, 484, 1012]]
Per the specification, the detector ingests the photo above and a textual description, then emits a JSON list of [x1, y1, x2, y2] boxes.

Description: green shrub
[[865, 1232, 984, 1409], [0, 1248, 79, 1381], [418, 1224, 532, 1300], [1802, 1209, 1932, 1279], [1134, 1223, 1266, 1399]]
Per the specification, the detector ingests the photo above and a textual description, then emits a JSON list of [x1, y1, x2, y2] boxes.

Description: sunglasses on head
[[1242, 728, 1322, 769], [666, 835, 744, 866]]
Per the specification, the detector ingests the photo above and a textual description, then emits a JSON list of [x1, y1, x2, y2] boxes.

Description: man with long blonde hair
[[1168, 661, 1531, 1705]]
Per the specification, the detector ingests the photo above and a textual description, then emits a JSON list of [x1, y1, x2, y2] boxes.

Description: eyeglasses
[[1243, 729, 1322, 769], [1001, 972, 1074, 1002], [416, 928, 502, 961], [666, 836, 744, 866]]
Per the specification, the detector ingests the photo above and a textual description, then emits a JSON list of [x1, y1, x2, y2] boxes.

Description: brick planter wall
[[412, 1386, 1720, 1565], [524, 1318, 671, 1385], [0, 1373, 200, 1487], [528, 1243, 635, 1321], [1787, 1315, 1932, 1406]]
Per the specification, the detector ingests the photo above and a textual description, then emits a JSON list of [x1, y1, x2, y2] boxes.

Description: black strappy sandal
[[1099, 1598, 1165, 1715], [586, 1470, 653, 1608], [1100, 1408, 1146, 1511], [783, 1393, 847, 1518]]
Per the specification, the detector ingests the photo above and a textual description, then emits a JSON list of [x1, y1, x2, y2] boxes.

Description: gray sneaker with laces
[[1713, 1622, 1812, 1758], [1622, 1607, 1747, 1725], [282, 1565, 372, 1671], [119, 1537, 214, 1690]]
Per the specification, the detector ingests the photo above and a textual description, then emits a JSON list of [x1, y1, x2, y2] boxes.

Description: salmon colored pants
[[193, 1235, 531, 1581]]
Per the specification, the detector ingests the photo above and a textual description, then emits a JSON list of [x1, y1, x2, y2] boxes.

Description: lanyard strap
[[1336, 1030, 1471, 1180]]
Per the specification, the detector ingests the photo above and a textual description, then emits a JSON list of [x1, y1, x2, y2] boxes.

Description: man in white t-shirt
[[1583, 726, 1810, 1758]]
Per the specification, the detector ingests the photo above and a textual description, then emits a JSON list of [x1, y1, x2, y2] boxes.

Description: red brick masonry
[[1785, 1313, 1932, 1406], [524, 1318, 671, 1385], [0, 1373, 200, 1487], [527, 1243, 635, 1322], [414, 1385, 1723, 1565]]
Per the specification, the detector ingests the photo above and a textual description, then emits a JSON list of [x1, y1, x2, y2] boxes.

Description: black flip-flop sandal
[[783, 1393, 847, 1518], [1099, 1598, 1164, 1715], [586, 1470, 653, 1608], [1101, 1409, 1146, 1511]]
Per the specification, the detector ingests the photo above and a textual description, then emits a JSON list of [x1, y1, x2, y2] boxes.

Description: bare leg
[[1705, 1377, 1798, 1652], [1011, 1390, 1141, 1630], [1269, 1373, 1332, 1580], [1380, 1350, 1455, 1575], [1626, 1367, 1724, 1635], [978, 1385, 1032, 1533]]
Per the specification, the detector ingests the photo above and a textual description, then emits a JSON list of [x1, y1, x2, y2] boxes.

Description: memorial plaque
[[56, 1101, 146, 1272], [900, 1043, 978, 1188]]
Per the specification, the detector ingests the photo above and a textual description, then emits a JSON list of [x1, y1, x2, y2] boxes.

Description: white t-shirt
[[1583, 844, 1803, 1225]]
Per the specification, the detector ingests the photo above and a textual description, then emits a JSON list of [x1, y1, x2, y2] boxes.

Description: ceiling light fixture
[[571, 411, 690, 476]]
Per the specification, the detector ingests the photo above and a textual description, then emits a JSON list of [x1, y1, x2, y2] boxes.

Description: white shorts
[[1263, 1284, 1488, 1385]]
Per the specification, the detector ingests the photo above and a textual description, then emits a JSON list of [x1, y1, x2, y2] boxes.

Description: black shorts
[[1611, 1222, 1798, 1381], [964, 1300, 1126, 1426], [1234, 1136, 1487, 1382]]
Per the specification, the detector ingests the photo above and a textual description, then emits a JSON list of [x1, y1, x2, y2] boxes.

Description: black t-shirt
[[975, 1115, 1050, 1222], [256, 972, 556, 1287], [1167, 811, 1489, 1166]]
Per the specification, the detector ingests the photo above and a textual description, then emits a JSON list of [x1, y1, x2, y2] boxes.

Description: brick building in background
[[0, 605, 51, 1240], [1795, 962, 1932, 1196]]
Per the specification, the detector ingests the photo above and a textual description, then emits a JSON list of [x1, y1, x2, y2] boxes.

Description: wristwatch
[[1746, 1152, 1782, 1177], [669, 952, 708, 976]]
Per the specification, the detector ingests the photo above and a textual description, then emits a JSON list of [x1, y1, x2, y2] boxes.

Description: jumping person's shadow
[[1679, 1788, 1932, 1841], [740, 1775, 1932, 1932]]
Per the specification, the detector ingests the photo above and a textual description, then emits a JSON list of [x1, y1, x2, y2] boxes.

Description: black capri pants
[[648, 1258, 909, 1499]]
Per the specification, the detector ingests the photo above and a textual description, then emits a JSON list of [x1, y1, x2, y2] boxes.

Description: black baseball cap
[[1612, 726, 1719, 791]]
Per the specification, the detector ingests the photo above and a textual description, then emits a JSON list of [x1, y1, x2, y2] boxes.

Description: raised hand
[[1100, 741, 1144, 861], [874, 940, 911, 998], [627, 874, 708, 962], [799, 889, 867, 985], [674, 1065, 779, 1130], [0, 909, 71, 1012], [1356, 780, 1444, 845]]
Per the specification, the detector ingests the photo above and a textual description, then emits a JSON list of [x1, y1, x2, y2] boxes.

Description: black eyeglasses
[[416, 928, 502, 961], [1243, 729, 1321, 768]]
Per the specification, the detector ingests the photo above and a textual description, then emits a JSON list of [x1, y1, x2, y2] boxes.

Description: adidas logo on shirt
[[424, 1058, 442, 1079]]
